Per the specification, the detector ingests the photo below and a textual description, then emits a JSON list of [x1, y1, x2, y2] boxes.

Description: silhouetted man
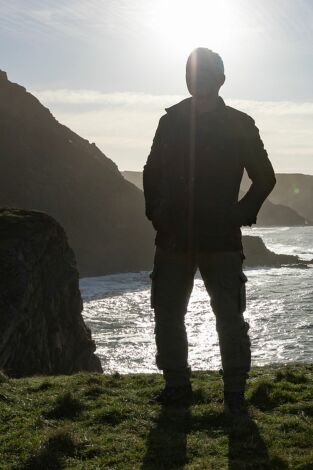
[[143, 48, 276, 413]]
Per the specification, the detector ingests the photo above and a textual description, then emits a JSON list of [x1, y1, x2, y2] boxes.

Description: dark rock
[[0, 208, 102, 377], [242, 235, 309, 268]]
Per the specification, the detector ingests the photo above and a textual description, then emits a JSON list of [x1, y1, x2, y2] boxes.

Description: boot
[[223, 391, 248, 415], [149, 383, 193, 406]]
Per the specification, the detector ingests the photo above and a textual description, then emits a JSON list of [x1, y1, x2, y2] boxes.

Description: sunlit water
[[80, 227, 313, 374]]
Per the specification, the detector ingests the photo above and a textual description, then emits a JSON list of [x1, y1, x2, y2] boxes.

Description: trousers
[[150, 246, 251, 392]]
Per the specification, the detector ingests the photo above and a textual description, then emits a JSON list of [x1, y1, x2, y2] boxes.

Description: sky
[[1, 0, 313, 173]]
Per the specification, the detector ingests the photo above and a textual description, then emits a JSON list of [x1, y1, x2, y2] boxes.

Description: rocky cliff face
[[0, 208, 102, 377], [0, 72, 154, 277]]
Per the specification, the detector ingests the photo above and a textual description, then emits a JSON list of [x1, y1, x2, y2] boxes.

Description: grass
[[0, 364, 312, 469]]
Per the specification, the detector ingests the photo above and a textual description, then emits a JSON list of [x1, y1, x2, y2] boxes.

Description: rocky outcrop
[[242, 235, 308, 267], [0, 208, 102, 377], [0, 72, 154, 277]]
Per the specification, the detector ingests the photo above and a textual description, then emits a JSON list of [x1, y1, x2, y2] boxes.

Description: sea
[[80, 226, 313, 374]]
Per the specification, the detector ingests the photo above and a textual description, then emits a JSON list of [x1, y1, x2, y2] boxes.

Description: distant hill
[[122, 171, 309, 226], [123, 171, 144, 191], [241, 172, 313, 223], [0, 71, 154, 276]]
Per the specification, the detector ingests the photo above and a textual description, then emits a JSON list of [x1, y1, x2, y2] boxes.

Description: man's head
[[186, 48, 225, 98]]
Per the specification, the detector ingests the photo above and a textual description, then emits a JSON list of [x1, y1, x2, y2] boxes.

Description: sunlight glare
[[149, 0, 242, 55]]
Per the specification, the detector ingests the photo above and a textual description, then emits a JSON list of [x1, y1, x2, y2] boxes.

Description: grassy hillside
[[0, 364, 312, 469]]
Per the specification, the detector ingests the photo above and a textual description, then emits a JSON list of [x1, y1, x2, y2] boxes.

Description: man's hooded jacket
[[143, 96, 276, 252]]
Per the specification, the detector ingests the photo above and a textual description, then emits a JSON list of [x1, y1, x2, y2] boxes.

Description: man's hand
[[150, 200, 171, 232], [229, 202, 256, 228]]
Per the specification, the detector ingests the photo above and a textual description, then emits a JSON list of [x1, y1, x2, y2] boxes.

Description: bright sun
[[149, 0, 242, 56]]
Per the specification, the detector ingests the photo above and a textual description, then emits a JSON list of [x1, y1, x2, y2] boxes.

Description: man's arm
[[143, 116, 166, 226], [234, 117, 276, 226]]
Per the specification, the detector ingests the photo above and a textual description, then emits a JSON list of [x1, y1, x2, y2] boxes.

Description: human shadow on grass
[[193, 410, 288, 470], [227, 415, 286, 470], [141, 398, 288, 470], [141, 402, 192, 469]]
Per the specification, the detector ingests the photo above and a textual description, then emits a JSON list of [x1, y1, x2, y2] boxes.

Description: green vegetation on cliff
[[0, 364, 312, 469]]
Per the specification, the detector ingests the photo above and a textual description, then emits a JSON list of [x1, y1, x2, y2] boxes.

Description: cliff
[[0, 72, 154, 277], [0, 208, 102, 377]]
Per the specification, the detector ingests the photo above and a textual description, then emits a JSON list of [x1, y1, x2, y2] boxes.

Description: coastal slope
[[0, 71, 154, 276]]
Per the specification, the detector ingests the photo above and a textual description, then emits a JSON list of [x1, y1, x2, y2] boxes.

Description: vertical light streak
[[188, 93, 196, 251]]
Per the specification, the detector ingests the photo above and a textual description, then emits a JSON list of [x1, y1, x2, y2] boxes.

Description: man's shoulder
[[155, 98, 190, 134], [162, 98, 255, 122], [164, 97, 191, 115], [225, 104, 255, 125], [224, 104, 258, 139], [157, 98, 257, 134], [161, 98, 191, 125]]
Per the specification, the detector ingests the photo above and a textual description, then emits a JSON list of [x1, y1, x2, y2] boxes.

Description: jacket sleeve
[[143, 116, 167, 223], [235, 117, 276, 226]]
